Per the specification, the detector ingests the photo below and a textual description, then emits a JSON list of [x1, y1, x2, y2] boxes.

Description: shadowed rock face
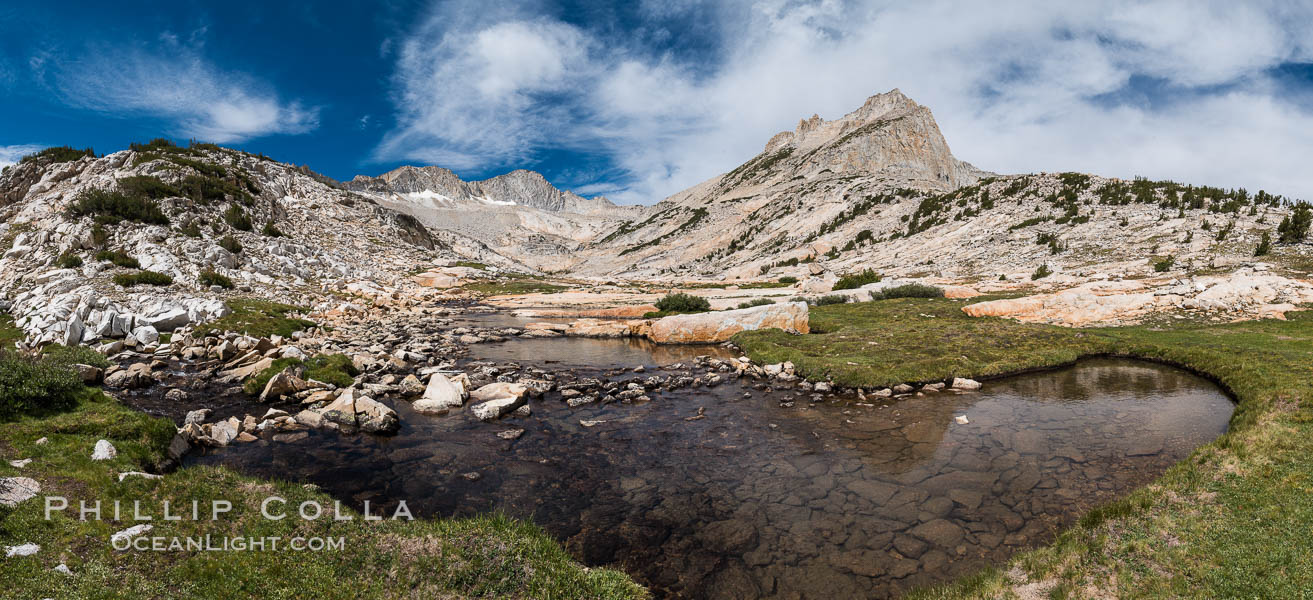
[[647, 302, 810, 343]]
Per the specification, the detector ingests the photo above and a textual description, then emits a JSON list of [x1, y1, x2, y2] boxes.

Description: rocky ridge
[[345, 166, 640, 271], [0, 143, 511, 348]]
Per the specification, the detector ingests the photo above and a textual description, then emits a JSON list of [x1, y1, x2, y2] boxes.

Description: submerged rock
[[312, 388, 399, 434], [471, 397, 526, 422], [470, 382, 528, 403], [355, 395, 400, 434]]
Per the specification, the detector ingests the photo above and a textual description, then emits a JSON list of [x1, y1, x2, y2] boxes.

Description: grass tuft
[[192, 298, 314, 339]]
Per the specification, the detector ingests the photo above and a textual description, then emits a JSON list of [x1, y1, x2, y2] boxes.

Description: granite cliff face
[[565, 89, 993, 276], [760, 89, 987, 189]]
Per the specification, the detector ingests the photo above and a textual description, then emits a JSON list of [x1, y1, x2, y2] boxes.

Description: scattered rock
[[91, 439, 117, 461], [398, 374, 425, 397], [951, 377, 981, 390], [4, 543, 39, 558], [110, 524, 152, 546], [470, 382, 528, 403], [259, 369, 308, 402], [0, 477, 41, 507], [183, 408, 212, 426], [104, 363, 153, 389], [413, 373, 466, 414], [471, 397, 526, 422], [355, 395, 400, 434], [72, 363, 103, 384]]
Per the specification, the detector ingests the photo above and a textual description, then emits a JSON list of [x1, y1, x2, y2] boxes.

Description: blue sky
[[3, 1, 1313, 204]]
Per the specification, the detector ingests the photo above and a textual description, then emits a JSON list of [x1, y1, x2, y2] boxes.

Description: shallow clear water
[[187, 350, 1232, 599]]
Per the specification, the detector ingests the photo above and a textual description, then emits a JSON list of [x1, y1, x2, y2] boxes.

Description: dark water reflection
[[187, 358, 1232, 599]]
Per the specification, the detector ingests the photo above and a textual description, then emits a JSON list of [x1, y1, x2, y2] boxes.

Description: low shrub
[[815, 295, 850, 306], [199, 268, 234, 289], [778, 276, 798, 284], [42, 344, 110, 369], [1278, 204, 1311, 243], [113, 270, 173, 287], [219, 235, 242, 254], [654, 292, 711, 314], [223, 205, 252, 231], [129, 138, 181, 152], [179, 221, 202, 238], [735, 298, 775, 309], [94, 250, 139, 269], [833, 269, 882, 291], [261, 222, 284, 237], [0, 350, 84, 421], [90, 224, 109, 249], [868, 283, 944, 301], [69, 189, 169, 225], [19, 146, 95, 165], [1255, 232, 1271, 257], [178, 174, 254, 205], [56, 252, 83, 269], [1153, 256, 1176, 272], [117, 175, 177, 200], [1032, 264, 1053, 280]]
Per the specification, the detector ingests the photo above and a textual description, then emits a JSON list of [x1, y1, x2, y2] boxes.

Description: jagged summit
[[346, 165, 619, 215], [344, 164, 639, 272], [759, 88, 988, 189]]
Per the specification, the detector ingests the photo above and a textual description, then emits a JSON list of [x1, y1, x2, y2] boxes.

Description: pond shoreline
[[174, 309, 1234, 599]]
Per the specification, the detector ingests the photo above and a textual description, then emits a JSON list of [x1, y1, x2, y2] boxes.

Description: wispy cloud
[[381, 0, 1313, 204], [47, 36, 318, 143], [0, 144, 44, 169]]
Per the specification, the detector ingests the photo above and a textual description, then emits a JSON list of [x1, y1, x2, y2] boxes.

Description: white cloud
[[49, 41, 318, 143], [382, 0, 1313, 204], [0, 144, 44, 170]]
